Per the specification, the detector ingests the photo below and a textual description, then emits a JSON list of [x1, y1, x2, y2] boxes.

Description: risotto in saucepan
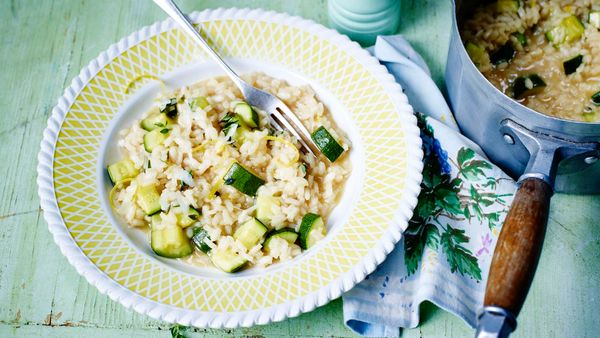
[[107, 72, 351, 272], [462, 0, 600, 122]]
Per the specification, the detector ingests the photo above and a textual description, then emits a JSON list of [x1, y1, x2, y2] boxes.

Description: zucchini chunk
[[234, 102, 259, 128], [592, 91, 600, 106], [465, 42, 487, 67], [107, 158, 139, 184], [563, 54, 583, 75], [589, 11, 600, 29], [191, 227, 213, 253], [160, 98, 178, 118], [299, 213, 326, 249], [141, 113, 172, 131], [512, 31, 527, 47], [173, 206, 201, 228], [135, 184, 162, 215], [264, 228, 298, 253], [143, 127, 169, 152], [255, 190, 280, 226], [223, 162, 265, 196], [490, 42, 516, 65], [190, 96, 209, 110], [496, 0, 519, 12], [233, 218, 268, 249], [311, 126, 345, 162], [511, 74, 546, 99], [209, 246, 248, 273], [150, 214, 193, 258], [546, 15, 585, 45]]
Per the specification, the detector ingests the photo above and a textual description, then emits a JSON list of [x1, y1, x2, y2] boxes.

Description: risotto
[[461, 0, 600, 122], [107, 72, 351, 272]]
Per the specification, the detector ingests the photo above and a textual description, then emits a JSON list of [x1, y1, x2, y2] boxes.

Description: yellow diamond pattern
[[53, 19, 409, 311]]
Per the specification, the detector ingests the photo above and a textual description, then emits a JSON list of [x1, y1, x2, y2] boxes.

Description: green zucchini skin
[[150, 214, 193, 258], [223, 162, 265, 197], [234, 102, 259, 128], [311, 126, 344, 162], [511, 74, 546, 99], [233, 218, 268, 249], [135, 184, 162, 215], [563, 54, 583, 75], [299, 213, 326, 249], [264, 228, 299, 252], [107, 159, 138, 184], [209, 247, 248, 273]]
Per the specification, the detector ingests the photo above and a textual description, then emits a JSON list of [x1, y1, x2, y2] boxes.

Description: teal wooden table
[[1, 1, 598, 337]]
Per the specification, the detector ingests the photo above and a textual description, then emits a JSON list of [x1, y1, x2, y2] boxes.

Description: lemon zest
[[109, 178, 134, 209], [124, 74, 166, 94], [192, 139, 230, 155], [264, 135, 300, 166]]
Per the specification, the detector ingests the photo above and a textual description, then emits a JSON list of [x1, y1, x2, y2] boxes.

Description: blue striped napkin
[[342, 35, 517, 337]]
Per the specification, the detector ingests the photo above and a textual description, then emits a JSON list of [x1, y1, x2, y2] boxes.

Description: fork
[[153, 0, 321, 157]]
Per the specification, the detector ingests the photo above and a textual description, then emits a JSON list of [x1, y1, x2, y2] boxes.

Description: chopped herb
[[154, 122, 165, 128], [160, 128, 169, 134], [160, 98, 178, 118], [170, 324, 188, 338], [147, 160, 151, 169]]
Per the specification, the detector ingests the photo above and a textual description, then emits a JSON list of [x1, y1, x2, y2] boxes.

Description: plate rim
[[37, 7, 423, 328]]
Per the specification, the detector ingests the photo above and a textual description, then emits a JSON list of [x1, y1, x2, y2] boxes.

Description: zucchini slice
[[173, 206, 201, 228], [511, 74, 546, 99], [223, 162, 265, 196], [512, 31, 527, 47], [191, 227, 212, 253], [563, 54, 583, 75], [150, 214, 193, 258], [311, 126, 345, 162], [233, 218, 268, 250], [465, 42, 487, 67], [143, 128, 169, 152], [255, 190, 280, 226], [299, 213, 326, 249], [107, 159, 139, 184], [496, 0, 519, 12], [264, 228, 298, 253], [546, 15, 585, 45], [592, 91, 600, 106], [190, 96, 210, 110], [490, 42, 516, 65], [234, 102, 259, 128], [160, 98, 178, 118], [135, 184, 162, 215], [141, 113, 172, 131], [209, 247, 248, 273]]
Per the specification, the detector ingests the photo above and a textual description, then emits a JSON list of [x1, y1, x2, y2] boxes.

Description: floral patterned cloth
[[342, 36, 517, 337]]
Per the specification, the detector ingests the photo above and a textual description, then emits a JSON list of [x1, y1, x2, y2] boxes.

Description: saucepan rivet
[[502, 134, 515, 145], [584, 156, 598, 165]]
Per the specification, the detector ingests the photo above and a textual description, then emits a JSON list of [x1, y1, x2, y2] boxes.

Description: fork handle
[[153, 0, 245, 90]]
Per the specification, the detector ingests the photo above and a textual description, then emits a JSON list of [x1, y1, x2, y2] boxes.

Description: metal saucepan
[[446, 0, 600, 337]]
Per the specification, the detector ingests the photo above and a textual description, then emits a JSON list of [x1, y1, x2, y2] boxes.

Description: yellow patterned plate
[[37, 8, 422, 328]]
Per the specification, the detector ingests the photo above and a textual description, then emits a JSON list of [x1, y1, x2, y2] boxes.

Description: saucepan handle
[[476, 177, 553, 337]]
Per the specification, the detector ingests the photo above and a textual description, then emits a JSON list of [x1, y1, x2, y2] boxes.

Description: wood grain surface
[[485, 178, 552, 316], [0, 0, 598, 337]]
